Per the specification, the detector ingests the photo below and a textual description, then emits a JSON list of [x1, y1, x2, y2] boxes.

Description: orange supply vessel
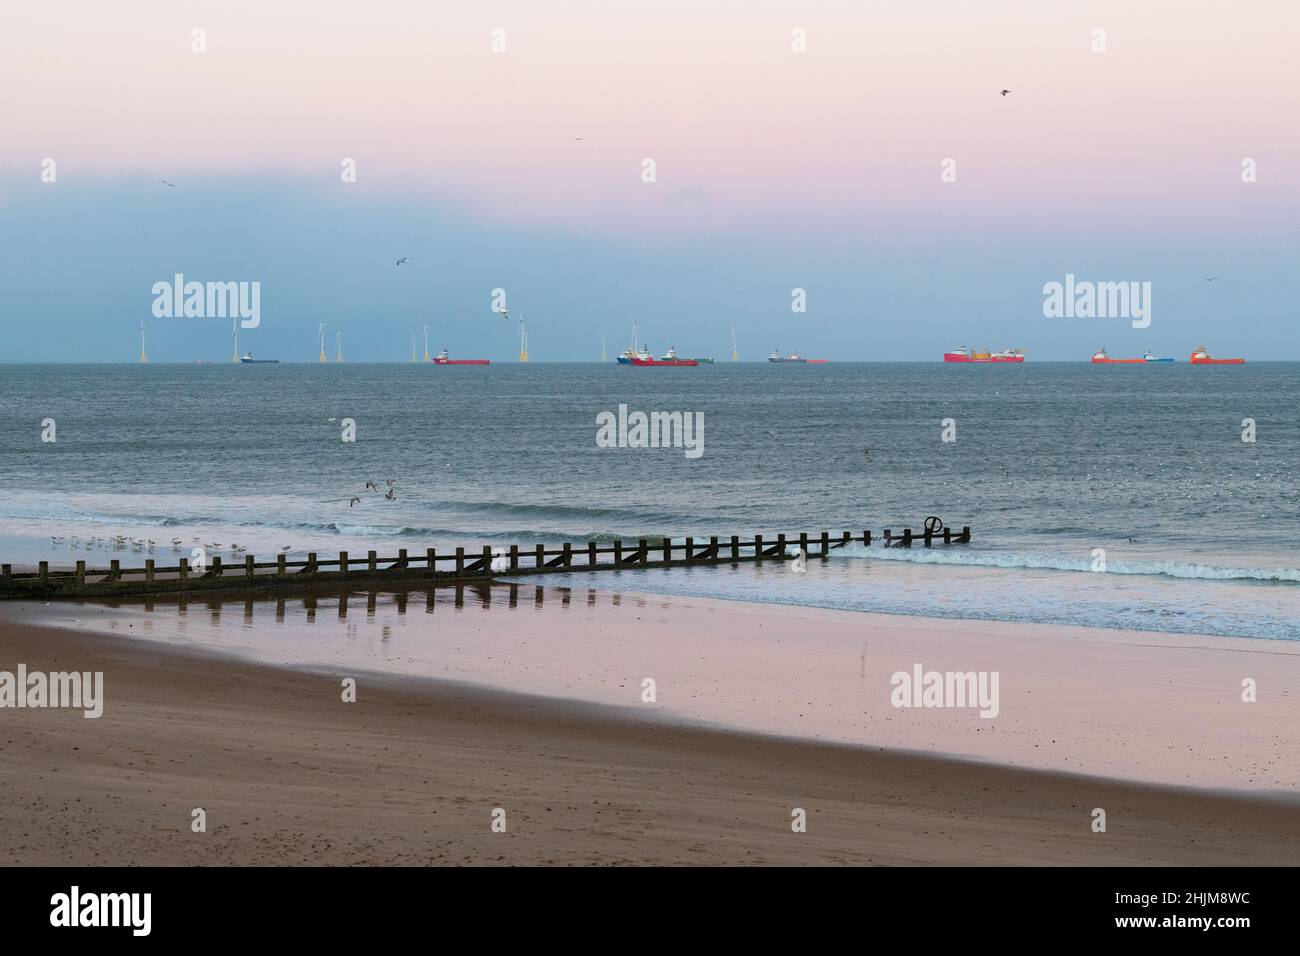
[[1090, 348, 1143, 364], [1189, 345, 1244, 365], [432, 348, 489, 365], [944, 346, 1025, 363]]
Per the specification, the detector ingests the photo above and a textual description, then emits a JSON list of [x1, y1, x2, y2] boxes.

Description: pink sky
[[3, 0, 1297, 234]]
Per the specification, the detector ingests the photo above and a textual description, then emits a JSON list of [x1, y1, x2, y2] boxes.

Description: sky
[[1, 0, 1297, 361]]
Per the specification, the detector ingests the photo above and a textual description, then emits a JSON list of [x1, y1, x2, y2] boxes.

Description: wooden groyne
[[0, 524, 970, 601]]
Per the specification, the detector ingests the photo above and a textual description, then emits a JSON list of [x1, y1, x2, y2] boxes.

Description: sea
[[2, 361, 1298, 640]]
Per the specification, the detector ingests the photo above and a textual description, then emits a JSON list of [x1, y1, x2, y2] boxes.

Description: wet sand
[[1, 611, 1297, 865]]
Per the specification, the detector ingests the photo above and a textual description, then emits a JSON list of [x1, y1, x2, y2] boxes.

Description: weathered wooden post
[[562, 543, 572, 567], [211, 556, 222, 578], [685, 537, 694, 561], [961, 526, 971, 543], [339, 550, 349, 574], [883, 529, 892, 548], [901, 528, 913, 548], [776, 533, 786, 557], [368, 550, 377, 573], [614, 539, 623, 563], [709, 536, 718, 560], [455, 547, 465, 574], [481, 545, 491, 571], [534, 544, 544, 570], [426, 548, 436, 571], [108, 559, 119, 581], [397, 548, 407, 568], [245, 555, 255, 579], [178, 557, 189, 581], [512, 545, 522, 571], [864, 530, 871, 547], [754, 534, 764, 561], [39, 561, 49, 582], [923, 528, 933, 547], [820, 531, 830, 557], [799, 532, 809, 557], [662, 539, 671, 564], [76, 560, 86, 585], [641, 539, 650, 564], [730, 535, 740, 560], [276, 554, 286, 577], [587, 542, 596, 567], [942, 527, 951, 544], [144, 559, 155, 582]]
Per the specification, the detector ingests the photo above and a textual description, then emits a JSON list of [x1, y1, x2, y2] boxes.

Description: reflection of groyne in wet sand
[[0, 525, 971, 601]]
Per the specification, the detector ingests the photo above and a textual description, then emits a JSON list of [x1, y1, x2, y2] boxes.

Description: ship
[[1142, 351, 1174, 363], [768, 350, 827, 363], [691, 357, 715, 364], [1189, 345, 1244, 365], [432, 348, 490, 365], [944, 347, 1024, 363], [622, 345, 698, 367], [1091, 348, 1142, 364], [239, 353, 279, 364]]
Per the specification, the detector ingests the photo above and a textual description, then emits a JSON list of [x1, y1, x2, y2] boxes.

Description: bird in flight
[[1204, 276, 1220, 282], [999, 89, 1011, 96], [349, 496, 361, 508], [395, 257, 409, 266], [162, 179, 176, 187]]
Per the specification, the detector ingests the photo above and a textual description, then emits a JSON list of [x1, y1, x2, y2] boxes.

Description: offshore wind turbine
[[139, 322, 148, 364], [518, 313, 529, 363], [318, 321, 328, 362], [410, 333, 418, 363], [731, 320, 738, 362], [422, 324, 431, 363], [231, 316, 239, 364], [600, 329, 606, 363], [335, 330, 343, 363]]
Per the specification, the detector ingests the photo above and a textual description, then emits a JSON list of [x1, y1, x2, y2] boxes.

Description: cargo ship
[[620, 345, 698, 367], [944, 347, 1025, 363], [1091, 348, 1142, 364], [432, 348, 489, 365], [1189, 345, 1244, 365], [768, 350, 828, 363], [239, 352, 279, 364], [1142, 351, 1174, 363]]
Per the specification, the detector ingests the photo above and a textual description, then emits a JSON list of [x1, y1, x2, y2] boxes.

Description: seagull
[[1204, 276, 1220, 282], [384, 487, 396, 500], [327, 417, 337, 423], [385, 478, 395, 488], [999, 89, 1011, 96], [350, 496, 361, 507], [280, 545, 292, 552], [162, 179, 176, 187], [395, 257, 409, 266], [365, 480, 379, 492]]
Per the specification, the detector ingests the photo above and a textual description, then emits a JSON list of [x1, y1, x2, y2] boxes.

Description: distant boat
[[1091, 348, 1142, 364], [623, 345, 698, 367], [432, 348, 489, 365], [1189, 345, 1244, 365], [945, 346, 1024, 363], [691, 357, 715, 364], [1142, 351, 1174, 363], [239, 353, 279, 364]]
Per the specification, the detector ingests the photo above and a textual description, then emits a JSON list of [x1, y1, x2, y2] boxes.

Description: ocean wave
[[838, 544, 1300, 584]]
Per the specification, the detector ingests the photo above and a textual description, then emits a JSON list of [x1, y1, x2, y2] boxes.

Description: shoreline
[[2, 615, 1298, 865]]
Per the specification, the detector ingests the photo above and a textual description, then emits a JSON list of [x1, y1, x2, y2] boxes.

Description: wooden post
[[709, 536, 718, 560], [662, 539, 671, 564], [108, 559, 119, 581], [562, 543, 572, 567], [39, 561, 49, 582], [178, 557, 189, 581], [481, 545, 491, 571], [76, 560, 86, 585], [943, 527, 951, 545], [923, 528, 933, 547], [534, 544, 544, 569], [587, 542, 596, 567], [864, 530, 871, 547], [776, 533, 786, 557], [368, 550, 377, 573], [276, 554, 286, 577], [614, 539, 623, 563], [426, 548, 436, 571], [641, 539, 650, 564], [884, 529, 892, 548], [901, 528, 913, 548], [799, 532, 809, 557], [211, 556, 222, 577], [754, 534, 763, 560], [685, 537, 693, 561], [455, 547, 465, 573], [397, 548, 407, 568], [339, 550, 349, 573], [730, 535, 740, 560], [961, 526, 971, 543], [245, 555, 255, 579], [820, 530, 830, 557], [512, 545, 521, 571]]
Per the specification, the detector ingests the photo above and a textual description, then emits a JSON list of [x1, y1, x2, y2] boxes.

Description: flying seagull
[[365, 480, 379, 492], [350, 496, 361, 507], [999, 89, 1011, 96], [162, 179, 176, 187], [395, 257, 409, 266], [1204, 276, 1220, 282]]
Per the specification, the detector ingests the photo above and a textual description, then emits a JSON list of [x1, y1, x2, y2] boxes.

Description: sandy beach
[[2, 591, 1297, 866]]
